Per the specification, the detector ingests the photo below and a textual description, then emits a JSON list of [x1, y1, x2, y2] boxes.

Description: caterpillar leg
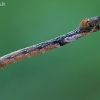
[[86, 26, 96, 34]]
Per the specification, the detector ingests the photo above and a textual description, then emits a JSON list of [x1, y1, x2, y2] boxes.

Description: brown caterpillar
[[0, 16, 100, 68]]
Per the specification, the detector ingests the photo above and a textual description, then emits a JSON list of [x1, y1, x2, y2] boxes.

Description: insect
[[0, 16, 100, 68]]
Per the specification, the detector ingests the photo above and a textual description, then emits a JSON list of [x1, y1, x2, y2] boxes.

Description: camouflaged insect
[[0, 16, 100, 68]]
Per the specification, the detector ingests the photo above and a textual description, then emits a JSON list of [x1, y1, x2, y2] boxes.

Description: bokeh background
[[0, 0, 100, 100]]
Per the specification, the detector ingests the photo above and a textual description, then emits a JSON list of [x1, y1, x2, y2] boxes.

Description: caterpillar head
[[79, 16, 100, 32]]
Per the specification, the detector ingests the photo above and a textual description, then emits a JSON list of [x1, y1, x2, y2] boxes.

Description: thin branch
[[0, 16, 100, 68]]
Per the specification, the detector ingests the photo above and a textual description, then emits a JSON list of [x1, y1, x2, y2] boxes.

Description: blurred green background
[[0, 0, 100, 100]]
